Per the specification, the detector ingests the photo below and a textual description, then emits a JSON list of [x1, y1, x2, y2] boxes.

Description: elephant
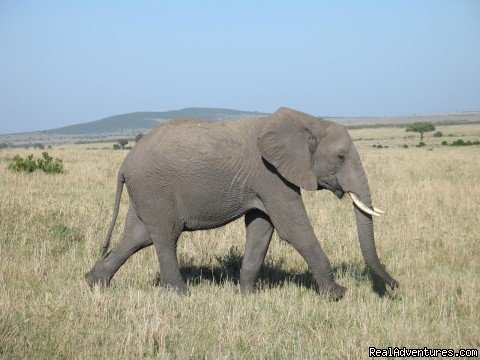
[[85, 107, 398, 300]]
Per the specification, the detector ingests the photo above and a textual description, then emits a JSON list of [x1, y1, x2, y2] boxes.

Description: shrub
[[402, 144, 409, 148], [450, 139, 480, 146], [112, 144, 121, 150], [118, 139, 128, 149], [416, 142, 426, 148], [441, 141, 448, 145], [451, 139, 466, 146], [433, 131, 443, 138], [8, 154, 37, 173], [7, 152, 63, 174], [33, 143, 45, 149], [135, 133, 144, 142]]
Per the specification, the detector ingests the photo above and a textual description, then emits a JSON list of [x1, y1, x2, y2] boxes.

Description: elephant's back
[[122, 117, 261, 181], [132, 118, 258, 161]]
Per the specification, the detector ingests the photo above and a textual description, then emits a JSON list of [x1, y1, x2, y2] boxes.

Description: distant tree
[[117, 139, 128, 149], [33, 143, 45, 149], [406, 122, 435, 141], [433, 131, 443, 138], [135, 133, 144, 143]]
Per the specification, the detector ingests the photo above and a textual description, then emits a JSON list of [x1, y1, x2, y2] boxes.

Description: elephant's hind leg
[[240, 210, 274, 293], [145, 220, 187, 295], [85, 205, 153, 287]]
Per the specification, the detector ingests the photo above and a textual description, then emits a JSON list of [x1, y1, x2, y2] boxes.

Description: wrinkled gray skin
[[85, 108, 398, 299]]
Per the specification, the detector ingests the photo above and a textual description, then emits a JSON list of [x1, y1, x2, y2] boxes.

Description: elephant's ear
[[258, 108, 318, 191]]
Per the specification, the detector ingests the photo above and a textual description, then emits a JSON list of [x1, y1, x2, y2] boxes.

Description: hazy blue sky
[[0, 1, 479, 134]]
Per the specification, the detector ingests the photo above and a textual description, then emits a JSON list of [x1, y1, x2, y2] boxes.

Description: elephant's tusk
[[373, 207, 385, 214], [348, 192, 381, 217]]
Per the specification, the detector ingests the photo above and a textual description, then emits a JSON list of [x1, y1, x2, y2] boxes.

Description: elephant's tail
[[101, 171, 125, 257]]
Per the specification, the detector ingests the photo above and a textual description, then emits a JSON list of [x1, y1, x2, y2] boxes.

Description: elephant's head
[[258, 107, 398, 290]]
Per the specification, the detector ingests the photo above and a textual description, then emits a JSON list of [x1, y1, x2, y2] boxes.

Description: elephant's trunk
[[340, 151, 398, 289], [354, 204, 398, 289]]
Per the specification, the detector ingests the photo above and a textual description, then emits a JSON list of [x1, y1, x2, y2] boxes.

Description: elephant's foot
[[159, 280, 189, 295], [318, 282, 347, 301], [84, 265, 113, 288], [239, 282, 256, 295], [239, 270, 259, 294]]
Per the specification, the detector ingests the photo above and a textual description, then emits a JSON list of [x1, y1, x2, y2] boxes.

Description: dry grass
[[1, 125, 479, 359]]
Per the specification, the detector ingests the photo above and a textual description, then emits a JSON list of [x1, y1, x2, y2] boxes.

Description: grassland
[[1, 124, 479, 359]]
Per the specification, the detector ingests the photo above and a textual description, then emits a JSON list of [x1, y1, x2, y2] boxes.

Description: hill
[[45, 108, 269, 135], [1, 109, 479, 146]]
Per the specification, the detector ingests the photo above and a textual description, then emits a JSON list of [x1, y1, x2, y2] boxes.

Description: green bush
[[8, 154, 37, 172], [441, 141, 448, 145], [118, 139, 128, 149], [451, 139, 466, 146], [402, 144, 409, 148], [416, 142, 426, 148], [112, 144, 132, 150], [450, 139, 480, 147], [7, 152, 63, 174], [433, 131, 443, 138]]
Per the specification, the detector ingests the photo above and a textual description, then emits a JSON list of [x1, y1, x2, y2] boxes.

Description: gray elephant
[[85, 108, 398, 299]]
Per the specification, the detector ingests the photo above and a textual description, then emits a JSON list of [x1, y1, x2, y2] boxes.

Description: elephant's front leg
[[240, 210, 274, 293], [264, 192, 347, 300]]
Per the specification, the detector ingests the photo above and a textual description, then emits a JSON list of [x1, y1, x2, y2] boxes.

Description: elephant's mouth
[[317, 181, 344, 199], [335, 189, 345, 199]]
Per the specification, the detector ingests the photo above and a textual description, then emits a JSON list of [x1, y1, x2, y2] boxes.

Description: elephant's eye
[[338, 154, 345, 162]]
